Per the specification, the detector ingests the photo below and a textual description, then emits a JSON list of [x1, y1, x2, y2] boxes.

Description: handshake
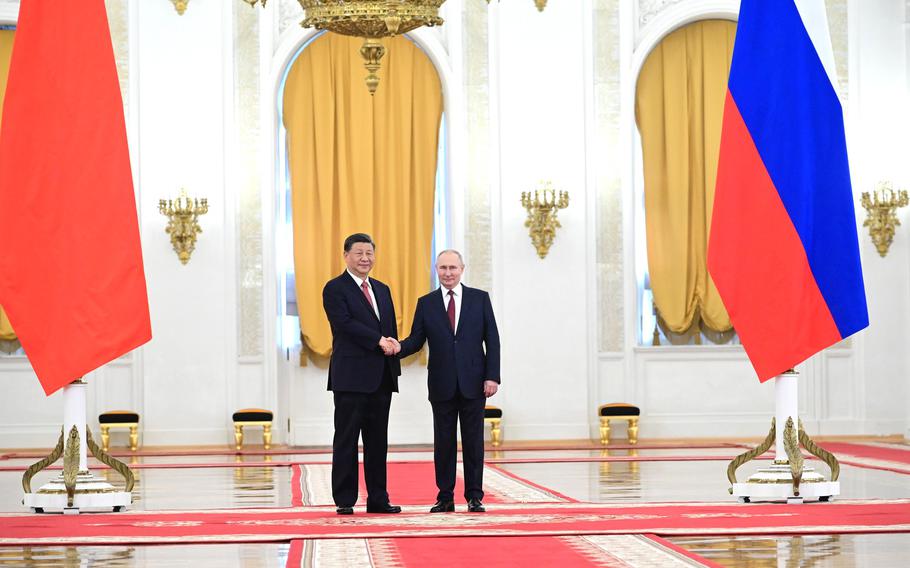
[[379, 337, 401, 356]]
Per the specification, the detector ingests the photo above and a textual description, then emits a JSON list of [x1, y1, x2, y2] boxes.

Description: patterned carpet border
[[1, 499, 908, 546]]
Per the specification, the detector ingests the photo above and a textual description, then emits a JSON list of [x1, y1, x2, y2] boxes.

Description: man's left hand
[[483, 380, 498, 398]]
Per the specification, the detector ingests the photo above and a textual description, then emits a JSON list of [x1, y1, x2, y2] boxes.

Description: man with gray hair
[[392, 249, 501, 513]]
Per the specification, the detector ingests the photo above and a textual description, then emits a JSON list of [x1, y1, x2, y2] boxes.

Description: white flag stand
[[728, 370, 840, 503], [22, 379, 134, 514]]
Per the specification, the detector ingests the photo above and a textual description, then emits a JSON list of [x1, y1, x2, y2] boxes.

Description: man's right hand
[[379, 337, 400, 356]]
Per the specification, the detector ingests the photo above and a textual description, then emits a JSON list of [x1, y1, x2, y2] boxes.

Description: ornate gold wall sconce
[[861, 181, 908, 257], [170, 0, 189, 15], [159, 189, 208, 265], [521, 183, 569, 259]]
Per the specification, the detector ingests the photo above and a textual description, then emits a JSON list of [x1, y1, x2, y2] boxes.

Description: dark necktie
[[361, 281, 374, 309], [447, 289, 456, 331]]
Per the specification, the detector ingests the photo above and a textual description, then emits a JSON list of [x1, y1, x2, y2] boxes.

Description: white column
[[62, 380, 88, 472], [774, 370, 799, 461]]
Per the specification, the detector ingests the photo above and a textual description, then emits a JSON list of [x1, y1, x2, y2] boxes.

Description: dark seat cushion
[[484, 406, 502, 419], [233, 408, 273, 422], [99, 411, 139, 424], [599, 404, 640, 417]]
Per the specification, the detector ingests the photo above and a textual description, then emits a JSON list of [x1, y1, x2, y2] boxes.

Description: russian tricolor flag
[[707, 0, 868, 382]]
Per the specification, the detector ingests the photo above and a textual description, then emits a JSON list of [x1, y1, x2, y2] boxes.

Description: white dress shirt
[[441, 282, 463, 332], [347, 270, 380, 320]]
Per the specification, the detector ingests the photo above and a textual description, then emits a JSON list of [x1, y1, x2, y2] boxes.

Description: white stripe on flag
[[794, 0, 841, 101]]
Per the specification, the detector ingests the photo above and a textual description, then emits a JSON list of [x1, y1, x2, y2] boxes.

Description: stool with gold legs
[[484, 406, 503, 447], [232, 408, 273, 450], [598, 403, 640, 445], [98, 411, 140, 452]]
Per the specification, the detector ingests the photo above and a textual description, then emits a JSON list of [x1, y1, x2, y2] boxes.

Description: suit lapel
[[455, 286, 472, 337], [344, 272, 379, 322]]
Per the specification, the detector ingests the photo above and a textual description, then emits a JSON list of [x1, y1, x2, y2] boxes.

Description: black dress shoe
[[366, 503, 402, 514], [467, 498, 485, 513], [429, 500, 455, 513], [336, 506, 354, 515]]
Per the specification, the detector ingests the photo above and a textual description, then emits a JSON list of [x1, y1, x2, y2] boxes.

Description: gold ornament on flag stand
[[159, 189, 209, 265], [725, 370, 841, 504], [861, 181, 908, 257], [22, 378, 135, 513]]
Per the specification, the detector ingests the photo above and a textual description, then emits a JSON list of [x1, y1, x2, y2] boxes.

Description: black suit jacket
[[323, 272, 401, 393], [398, 285, 500, 401]]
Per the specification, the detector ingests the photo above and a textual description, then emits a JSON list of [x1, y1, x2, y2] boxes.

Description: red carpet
[[820, 442, 910, 464], [290, 462, 572, 507], [2, 500, 908, 545], [285, 534, 723, 567]]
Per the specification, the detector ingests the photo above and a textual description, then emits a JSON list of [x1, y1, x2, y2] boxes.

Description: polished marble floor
[[0, 441, 908, 566]]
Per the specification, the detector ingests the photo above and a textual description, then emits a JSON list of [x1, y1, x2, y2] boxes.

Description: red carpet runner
[[2, 500, 908, 545], [286, 534, 724, 568]]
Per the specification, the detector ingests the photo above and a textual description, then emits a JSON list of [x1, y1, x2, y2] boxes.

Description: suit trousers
[[331, 374, 393, 508], [431, 391, 486, 502]]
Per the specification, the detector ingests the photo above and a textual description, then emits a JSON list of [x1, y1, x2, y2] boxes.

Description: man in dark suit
[[394, 249, 500, 513], [322, 233, 402, 515]]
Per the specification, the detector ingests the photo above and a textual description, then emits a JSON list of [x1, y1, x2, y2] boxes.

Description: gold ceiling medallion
[[159, 189, 209, 265], [861, 181, 908, 257], [241, 0, 268, 6], [170, 0, 189, 15], [296, 1, 445, 95], [521, 183, 569, 259], [486, 0, 549, 13]]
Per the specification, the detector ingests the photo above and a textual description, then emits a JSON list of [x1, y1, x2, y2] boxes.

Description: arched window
[[634, 19, 739, 346], [275, 33, 447, 354], [0, 25, 21, 357]]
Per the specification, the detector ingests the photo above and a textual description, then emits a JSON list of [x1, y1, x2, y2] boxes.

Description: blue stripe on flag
[[727, 0, 867, 338]]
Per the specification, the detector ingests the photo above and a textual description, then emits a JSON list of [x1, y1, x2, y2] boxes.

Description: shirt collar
[[441, 283, 463, 297], [347, 270, 369, 288]]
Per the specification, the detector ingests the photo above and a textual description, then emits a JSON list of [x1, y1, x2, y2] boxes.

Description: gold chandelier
[[298, 0, 445, 94], [239, 1, 547, 94]]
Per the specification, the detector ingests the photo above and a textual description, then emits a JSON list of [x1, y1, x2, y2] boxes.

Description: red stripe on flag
[[0, 0, 151, 394], [707, 91, 840, 381]]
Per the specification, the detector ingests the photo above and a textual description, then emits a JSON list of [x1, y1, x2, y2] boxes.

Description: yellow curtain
[[0, 29, 17, 346], [635, 20, 736, 335], [283, 33, 443, 358]]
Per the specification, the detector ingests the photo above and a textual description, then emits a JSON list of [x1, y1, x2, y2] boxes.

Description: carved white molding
[[0, 1, 18, 23], [639, 0, 686, 26]]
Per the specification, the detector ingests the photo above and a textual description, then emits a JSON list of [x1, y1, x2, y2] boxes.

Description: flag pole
[[727, 369, 841, 503], [22, 378, 135, 514]]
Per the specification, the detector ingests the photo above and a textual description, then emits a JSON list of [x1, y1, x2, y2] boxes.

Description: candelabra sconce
[[861, 181, 908, 258], [521, 183, 569, 259], [159, 189, 208, 265]]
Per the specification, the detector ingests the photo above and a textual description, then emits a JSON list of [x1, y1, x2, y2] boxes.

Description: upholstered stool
[[98, 411, 140, 452], [598, 403, 640, 445], [232, 408, 273, 450], [484, 406, 503, 447]]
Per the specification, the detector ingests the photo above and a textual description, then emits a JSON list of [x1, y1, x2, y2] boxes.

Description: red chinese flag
[[0, 0, 151, 395]]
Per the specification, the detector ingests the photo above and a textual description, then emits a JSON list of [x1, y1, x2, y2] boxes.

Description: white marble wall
[[0, 0, 907, 448]]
